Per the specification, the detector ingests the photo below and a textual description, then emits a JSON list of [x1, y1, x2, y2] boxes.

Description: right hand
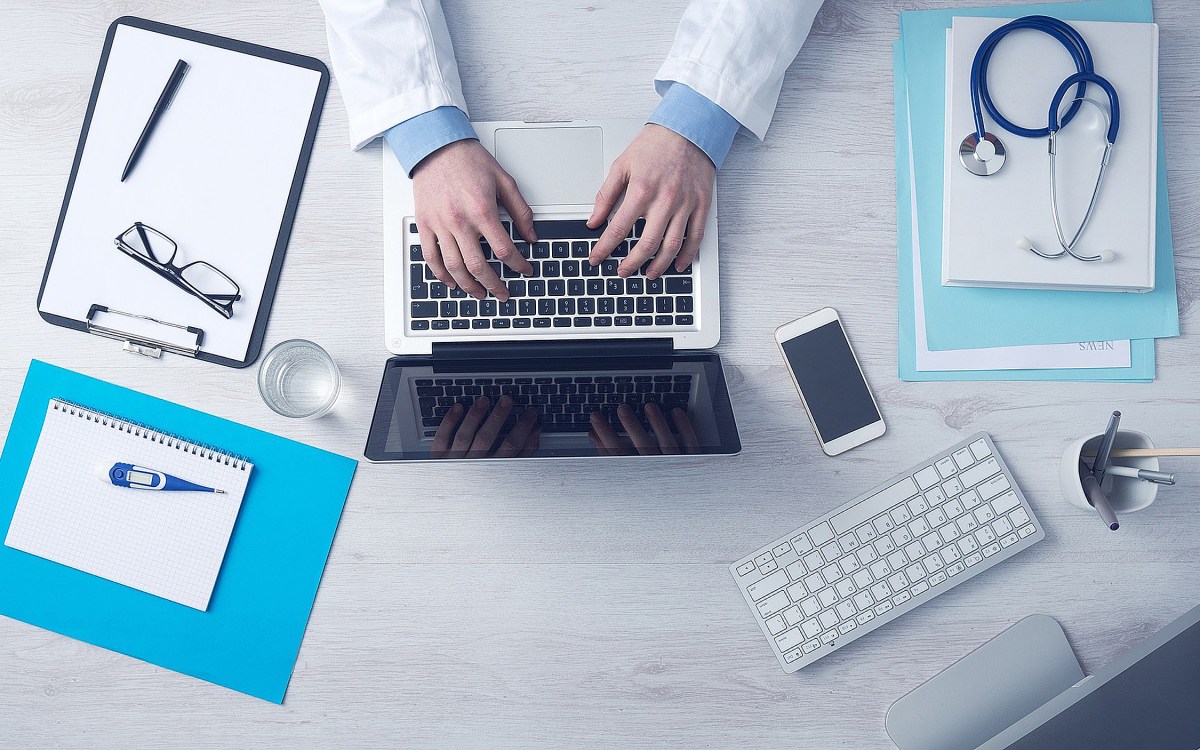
[[412, 140, 538, 301]]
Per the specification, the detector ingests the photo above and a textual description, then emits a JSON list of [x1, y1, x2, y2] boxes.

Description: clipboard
[[37, 17, 329, 368]]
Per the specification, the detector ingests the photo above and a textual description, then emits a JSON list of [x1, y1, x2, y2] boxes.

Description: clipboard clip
[[86, 305, 204, 359]]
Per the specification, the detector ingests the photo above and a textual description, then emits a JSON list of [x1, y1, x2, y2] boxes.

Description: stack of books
[[894, 0, 1178, 382]]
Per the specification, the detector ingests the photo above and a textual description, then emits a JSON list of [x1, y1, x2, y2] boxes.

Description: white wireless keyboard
[[731, 433, 1044, 672]]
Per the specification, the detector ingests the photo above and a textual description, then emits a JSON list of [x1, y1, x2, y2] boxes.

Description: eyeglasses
[[114, 223, 241, 319]]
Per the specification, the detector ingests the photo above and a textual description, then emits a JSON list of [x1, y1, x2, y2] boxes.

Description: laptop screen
[[365, 352, 740, 461]]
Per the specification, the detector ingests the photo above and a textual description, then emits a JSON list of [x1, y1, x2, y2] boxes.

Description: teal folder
[[895, 39, 1154, 381], [0, 360, 357, 703], [899, 0, 1179, 351]]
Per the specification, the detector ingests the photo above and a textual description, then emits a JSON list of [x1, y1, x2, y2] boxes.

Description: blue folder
[[899, 0, 1179, 351], [896, 41, 1154, 381], [0, 360, 357, 703]]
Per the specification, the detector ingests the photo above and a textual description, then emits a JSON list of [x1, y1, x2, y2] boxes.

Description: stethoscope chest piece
[[958, 131, 1006, 176]]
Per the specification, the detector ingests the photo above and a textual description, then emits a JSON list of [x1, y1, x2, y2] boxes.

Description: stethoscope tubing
[[971, 15, 1093, 141]]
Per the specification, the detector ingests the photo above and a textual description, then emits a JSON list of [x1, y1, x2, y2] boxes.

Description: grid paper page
[[4, 400, 252, 611]]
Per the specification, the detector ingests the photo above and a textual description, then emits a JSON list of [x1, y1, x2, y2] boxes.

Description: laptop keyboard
[[414, 373, 694, 436], [406, 218, 696, 333]]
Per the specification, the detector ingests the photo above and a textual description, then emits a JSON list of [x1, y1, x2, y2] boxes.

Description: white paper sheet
[[39, 24, 322, 362], [4, 400, 252, 611]]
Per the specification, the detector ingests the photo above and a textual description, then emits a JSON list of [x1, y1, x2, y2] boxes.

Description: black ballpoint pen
[[121, 59, 189, 182]]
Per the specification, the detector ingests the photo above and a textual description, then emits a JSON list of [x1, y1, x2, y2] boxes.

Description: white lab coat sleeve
[[317, 0, 468, 150], [654, 0, 824, 140]]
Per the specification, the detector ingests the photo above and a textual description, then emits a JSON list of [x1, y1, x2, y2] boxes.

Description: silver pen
[[1104, 465, 1176, 486], [1090, 411, 1121, 484]]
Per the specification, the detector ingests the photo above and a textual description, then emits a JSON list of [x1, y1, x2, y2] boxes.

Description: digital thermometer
[[107, 462, 224, 493]]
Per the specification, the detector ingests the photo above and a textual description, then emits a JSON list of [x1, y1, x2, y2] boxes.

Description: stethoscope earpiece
[[1015, 235, 1116, 263]]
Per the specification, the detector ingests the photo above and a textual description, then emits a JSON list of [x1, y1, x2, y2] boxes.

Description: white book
[[942, 17, 1158, 293], [4, 400, 252, 611]]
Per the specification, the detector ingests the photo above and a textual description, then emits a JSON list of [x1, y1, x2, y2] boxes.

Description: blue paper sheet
[[0, 361, 357, 703], [899, 0, 1179, 351], [896, 41, 1154, 381]]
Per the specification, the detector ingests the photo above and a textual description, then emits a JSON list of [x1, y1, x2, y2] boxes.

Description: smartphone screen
[[780, 320, 881, 443]]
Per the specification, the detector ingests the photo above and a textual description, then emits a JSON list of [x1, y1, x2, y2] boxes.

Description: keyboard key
[[675, 315, 694, 326], [735, 561, 756, 577], [757, 591, 791, 618], [915, 466, 941, 489], [809, 523, 835, 546], [800, 597, 821, 617], [935, 457, 957, 478], [1019, 523, 1037, 538], [817, 610, 838, 629], [765, 615, 786, 635], [993, 517, 1013, 536], [664, 277, 692, 293], [830, 477, 918, 534], [776, 629, 805, 652], [970, 439, 992, 461], [977, 474, 1011, 501], [411, 320, 429, 330], [960, 458, 1001, 489], [411, 301, 438, 318], [533, 219, 605, 240], [747, 570, 790, 600]]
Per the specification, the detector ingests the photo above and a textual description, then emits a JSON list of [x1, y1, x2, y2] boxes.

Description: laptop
[[382, 119, 719, 355], [369, 119, 739, 461]]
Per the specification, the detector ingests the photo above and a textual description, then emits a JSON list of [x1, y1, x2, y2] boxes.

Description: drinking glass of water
[[257, 339, 341, 419]]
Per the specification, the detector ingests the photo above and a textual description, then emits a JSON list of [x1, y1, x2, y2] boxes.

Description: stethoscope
[[958, 16, 1121, 263]]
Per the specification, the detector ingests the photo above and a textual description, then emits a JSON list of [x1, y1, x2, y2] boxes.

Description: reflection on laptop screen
[[365, 353, 740, 461]]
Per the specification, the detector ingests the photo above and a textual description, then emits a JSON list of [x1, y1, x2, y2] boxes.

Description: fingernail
[[499, 395, 511, 407], [451, 403, 463, 413]]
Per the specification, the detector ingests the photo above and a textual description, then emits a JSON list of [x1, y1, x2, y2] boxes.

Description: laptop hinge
[[432, 338, 673, 361]]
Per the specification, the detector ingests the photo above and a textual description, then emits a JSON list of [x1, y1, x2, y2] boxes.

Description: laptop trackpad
[[494, 127, 604, 206]]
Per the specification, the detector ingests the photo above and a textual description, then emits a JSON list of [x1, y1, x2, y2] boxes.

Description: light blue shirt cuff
[[646, 83, 741, 170], [383, 106, 478, 176]]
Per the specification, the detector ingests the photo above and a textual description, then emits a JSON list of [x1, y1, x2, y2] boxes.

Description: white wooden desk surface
[[2, 1, 1198, 747]]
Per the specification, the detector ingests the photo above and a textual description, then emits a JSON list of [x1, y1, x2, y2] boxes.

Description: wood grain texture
[[1, 0, 1199, 747]]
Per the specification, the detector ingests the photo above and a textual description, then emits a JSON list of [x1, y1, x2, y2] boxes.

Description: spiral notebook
[[4, 399, 252, 611]]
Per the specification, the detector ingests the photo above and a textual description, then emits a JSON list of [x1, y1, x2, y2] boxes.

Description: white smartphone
[[774, 307, 885, 456]]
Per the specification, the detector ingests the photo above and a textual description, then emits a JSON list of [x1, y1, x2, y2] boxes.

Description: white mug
[[1060, 430, 1160, 514]]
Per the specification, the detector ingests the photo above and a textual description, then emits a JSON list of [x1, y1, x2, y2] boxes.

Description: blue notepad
[[895, 41, 1154, 382], [0, 360, 357, 703], [899, 0, 1179, 351]]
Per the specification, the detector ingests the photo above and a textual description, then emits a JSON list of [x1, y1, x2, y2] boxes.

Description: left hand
[[431, 396, 541, 459], [586, 124, 715, 280]]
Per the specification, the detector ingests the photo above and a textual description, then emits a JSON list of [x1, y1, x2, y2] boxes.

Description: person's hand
[[587, 124, 715, 280], [412, 140, 538, 302], [431, 396, 542, 459], [587, 403, 700, 456]]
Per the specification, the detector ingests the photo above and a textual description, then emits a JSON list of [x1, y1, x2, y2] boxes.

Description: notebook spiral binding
[[52, 399, 250, 470]]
